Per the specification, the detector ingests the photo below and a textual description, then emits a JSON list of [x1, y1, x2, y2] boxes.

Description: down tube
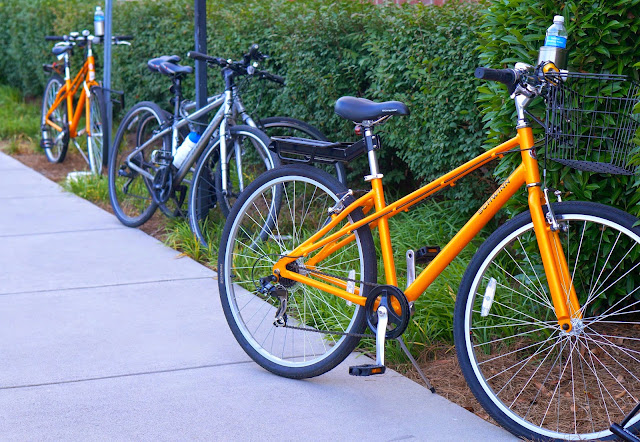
[[404, 164, 527, 302]]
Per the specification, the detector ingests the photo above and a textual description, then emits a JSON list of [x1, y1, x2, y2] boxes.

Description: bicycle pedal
[[415, 246, 440, 263], [349, 364, 386, 376]]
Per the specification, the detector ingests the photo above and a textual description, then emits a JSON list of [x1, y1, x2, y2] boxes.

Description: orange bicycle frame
[[273, 126, 580, 331], [45, 53, 98, 138]]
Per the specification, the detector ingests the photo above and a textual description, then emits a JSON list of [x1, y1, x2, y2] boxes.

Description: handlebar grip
[[114, 35, 133, 41], [256, 70, 285, 85], [187, 51, 210, 61], [268, 73, 285, 85], [45, 36, 65, 41], [475, 67, 517, 91], [187, 51, 226, 66]]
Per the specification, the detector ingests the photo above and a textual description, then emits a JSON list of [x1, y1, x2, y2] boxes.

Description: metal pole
[[104, 0, 113, 158], [194, 0, 207, 132]]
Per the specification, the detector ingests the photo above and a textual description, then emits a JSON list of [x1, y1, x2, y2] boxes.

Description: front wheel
[[41, 74, 69, 163], [88, 86, 107, 174], [218, 165, 377, 379], [454, 201, 640, 440]]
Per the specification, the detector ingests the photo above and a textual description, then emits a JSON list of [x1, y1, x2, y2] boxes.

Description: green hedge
[[476, 0, 640, 218], [2, 0, 638, 215], [0, 0, 487, 210]]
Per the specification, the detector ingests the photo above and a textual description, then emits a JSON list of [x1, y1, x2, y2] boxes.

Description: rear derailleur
[[259, 275, 289, 327]]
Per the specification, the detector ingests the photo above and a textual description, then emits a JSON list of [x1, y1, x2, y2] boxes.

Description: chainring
[[364, 285, 410, 339]]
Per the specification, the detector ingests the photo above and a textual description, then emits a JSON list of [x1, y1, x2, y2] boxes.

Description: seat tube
[[519, 127, 576, 331], [364, 127, 397, 286], [220, 69, 235, 194], [64, 53, 74, 120]]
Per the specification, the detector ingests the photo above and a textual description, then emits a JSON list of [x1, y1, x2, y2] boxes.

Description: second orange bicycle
[[41, 30, 130, 174]]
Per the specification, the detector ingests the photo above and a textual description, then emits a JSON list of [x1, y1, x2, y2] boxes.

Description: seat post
[[363, 124, 382, 182], [170, 76, 183, 153]]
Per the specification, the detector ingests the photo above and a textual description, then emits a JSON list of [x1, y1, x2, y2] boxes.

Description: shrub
[[476, 0, 640, 217], [0, 0, 487, 212]]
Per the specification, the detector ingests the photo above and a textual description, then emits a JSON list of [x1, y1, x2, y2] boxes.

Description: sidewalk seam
[[0, 361, 254, 390], [0, 226, 126, 238], [0, 276, 216, 297]]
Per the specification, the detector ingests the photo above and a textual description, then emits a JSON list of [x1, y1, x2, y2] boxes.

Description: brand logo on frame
[[478, 179, 511, 215]]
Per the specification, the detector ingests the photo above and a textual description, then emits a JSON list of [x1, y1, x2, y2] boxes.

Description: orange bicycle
[[217, 61, 640, 440], [41, 30, 130, 174]]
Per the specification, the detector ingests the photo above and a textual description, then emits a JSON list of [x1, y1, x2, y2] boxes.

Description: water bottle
[[94, 6, 105, 37], [537, 15, 568, 70], [173, 132, 201, 169]]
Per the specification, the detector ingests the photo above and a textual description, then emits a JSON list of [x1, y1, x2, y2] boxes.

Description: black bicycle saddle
[[51, 43, 73, 56], [334, 96, 409, 123], [147, 55, 192, 76]]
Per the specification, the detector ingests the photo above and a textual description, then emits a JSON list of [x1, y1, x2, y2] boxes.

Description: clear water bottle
[[173, 132, 201, 169], [537, 15, 568, 70], [94, 6, 105, 37]]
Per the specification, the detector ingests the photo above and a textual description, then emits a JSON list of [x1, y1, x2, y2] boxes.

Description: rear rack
[[270, 136, 367, 165]]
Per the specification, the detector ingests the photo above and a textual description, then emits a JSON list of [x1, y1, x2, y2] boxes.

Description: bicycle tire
[[218, 164, 377, 379], [259, 116, 347, 185], [88, 86, 107, 174], [41, 74, 69, 163], [454, 201, 640, 440], [212, 125, 280, 218], [108, 101, 167, 227]]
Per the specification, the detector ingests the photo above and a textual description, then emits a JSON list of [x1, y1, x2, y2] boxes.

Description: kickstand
[[396, 336, 435, 393], [610, 401, 640, 442]]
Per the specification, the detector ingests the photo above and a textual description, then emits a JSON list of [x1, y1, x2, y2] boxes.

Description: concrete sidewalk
[[0, 152, 515, 440]]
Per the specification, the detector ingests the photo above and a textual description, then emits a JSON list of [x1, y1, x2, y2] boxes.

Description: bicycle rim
[[42, 76, 67, 163]]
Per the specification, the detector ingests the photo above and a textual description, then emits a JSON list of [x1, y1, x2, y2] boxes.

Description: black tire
[[454, 201, 640, 440], [259, 116, 347, 185], [218, 164, 377, 379], [88, 86, 107, 174], [108, 101, 167, 227], [212, 124, 280, 218], [41, 74, 69, 163], [187, 139, 219, 247]]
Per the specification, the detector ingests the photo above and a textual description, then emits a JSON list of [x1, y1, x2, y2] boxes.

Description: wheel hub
[[560, 317, 585, 337], [278, 251, 308, 289]]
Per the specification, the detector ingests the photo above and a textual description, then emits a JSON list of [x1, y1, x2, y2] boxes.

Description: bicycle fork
[[520, 128, 581, 332]]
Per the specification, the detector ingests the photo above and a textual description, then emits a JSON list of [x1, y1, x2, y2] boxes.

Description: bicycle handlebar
[[188, 46, 285, 85], [45, 34, 133, 44]]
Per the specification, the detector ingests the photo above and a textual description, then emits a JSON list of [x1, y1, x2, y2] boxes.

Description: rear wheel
[[88, 86, 107, 174], [108, 101, 167, 227], [41, 74, 69, 163], [218, 165, 377, 379], [454, 201, 640, 440]]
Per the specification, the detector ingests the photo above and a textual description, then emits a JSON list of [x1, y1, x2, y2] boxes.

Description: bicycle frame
[[45, 48, 99, 140], [273, 125, 581, 332], [124, 86, 258, 189]]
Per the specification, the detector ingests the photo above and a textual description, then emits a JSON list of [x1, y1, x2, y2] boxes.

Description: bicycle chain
[[278, 258, 378, 338], [282, 323, 375, 339]]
